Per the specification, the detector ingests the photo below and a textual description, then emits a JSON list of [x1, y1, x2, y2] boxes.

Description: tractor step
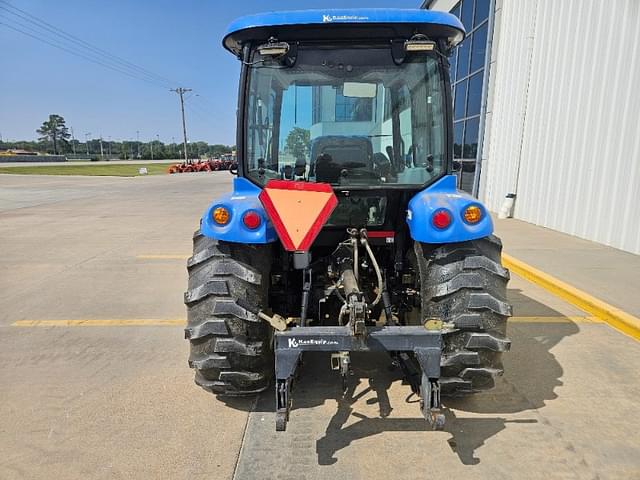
[[273, 325, 444, 431]]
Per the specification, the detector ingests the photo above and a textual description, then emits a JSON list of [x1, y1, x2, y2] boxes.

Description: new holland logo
[[288, 338, 339, 348]]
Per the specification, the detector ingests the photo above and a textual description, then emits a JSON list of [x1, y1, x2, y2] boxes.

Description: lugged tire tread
[[441, 351, 480, 367], [184, 280, 229, 305], [194, 371, 268, 396], [185, 231, 272, 396], [417, 235, 512, 395], [464, 332, 511, 352], [184, 318, 229, 339], [187, 244, 230, 269], [189, 353, 231, 370]]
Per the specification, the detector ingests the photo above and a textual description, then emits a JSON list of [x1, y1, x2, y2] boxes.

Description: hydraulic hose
[[352, 235, 359, 282], [332, 282, 346, 304], [362, 235, 383, 307]]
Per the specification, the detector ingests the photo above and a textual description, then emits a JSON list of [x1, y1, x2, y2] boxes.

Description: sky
[[0, 0, 421, 145]]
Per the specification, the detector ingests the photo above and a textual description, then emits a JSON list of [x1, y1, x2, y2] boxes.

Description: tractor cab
[[225, 9, 464, 194]]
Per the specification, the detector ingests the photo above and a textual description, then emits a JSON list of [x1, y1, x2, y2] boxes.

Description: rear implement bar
[[273, 325, 444, 431]]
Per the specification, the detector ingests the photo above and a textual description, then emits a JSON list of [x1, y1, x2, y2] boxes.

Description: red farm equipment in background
[[167, 154, 237, 174]]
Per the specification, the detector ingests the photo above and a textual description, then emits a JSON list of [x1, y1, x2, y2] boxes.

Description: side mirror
[[229, 162, 238, 175], [452, 160, 462, 172]]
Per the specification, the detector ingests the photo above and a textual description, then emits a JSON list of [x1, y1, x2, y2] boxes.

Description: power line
[[184, 92, 217, 116], [0, 14, 170, 88], [0, 20, 171, 89], [185, 96, 212, 118], [191, 92, 220, 111], [0, 1, 219, 112], [0, 0, 176, 88], [184, 103, 209, 123]]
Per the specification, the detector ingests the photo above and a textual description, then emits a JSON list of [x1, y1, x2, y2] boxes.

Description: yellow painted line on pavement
[[503, 253, 640, 341], [509, 316, 601, 324], [136, 254, 189, 260], [12, 319, 186, 327]]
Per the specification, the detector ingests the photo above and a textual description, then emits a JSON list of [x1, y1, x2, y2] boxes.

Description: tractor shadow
[[223, 287, 580, 467]]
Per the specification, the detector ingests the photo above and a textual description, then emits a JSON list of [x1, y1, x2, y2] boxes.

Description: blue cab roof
[[223, 9, 465, 55]]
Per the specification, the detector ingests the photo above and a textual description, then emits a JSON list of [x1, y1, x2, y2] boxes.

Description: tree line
[[1, 114, 234, 160]]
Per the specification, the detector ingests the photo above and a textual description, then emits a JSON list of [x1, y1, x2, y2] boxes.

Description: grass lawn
[[0, 163, 170, 176]]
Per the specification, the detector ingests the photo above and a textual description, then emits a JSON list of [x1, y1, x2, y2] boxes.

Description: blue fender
[[406, 175, 493, 244], [200, 177, 277, 244]]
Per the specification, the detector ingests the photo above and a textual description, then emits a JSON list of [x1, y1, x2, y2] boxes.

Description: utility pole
[[108, 136, 112, 157], [136, 130, 140, 158], [70, 127, 76, 154], [99, 136, 104, 160], [85, 132, 91, 155], [150, 137, 154, 161], [171, 87, 192, 163]]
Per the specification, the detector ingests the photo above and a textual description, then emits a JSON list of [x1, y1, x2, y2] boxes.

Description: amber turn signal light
[[463, 205, 482, 224], [212, 206, 230, 225]]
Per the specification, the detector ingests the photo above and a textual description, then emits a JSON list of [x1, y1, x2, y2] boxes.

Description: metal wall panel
[[478, 0, 538, 212], [431, 0, 640, 254], [513, 0, 640, 254]]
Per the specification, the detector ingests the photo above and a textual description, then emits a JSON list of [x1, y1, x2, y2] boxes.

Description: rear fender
[[201, 177, 277, 244], [406, 175, 493, 243]]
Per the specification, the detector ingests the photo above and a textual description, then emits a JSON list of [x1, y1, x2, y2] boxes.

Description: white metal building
[[423, 0, 640, 254]]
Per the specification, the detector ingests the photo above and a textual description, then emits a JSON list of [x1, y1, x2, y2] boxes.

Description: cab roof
[[223, 9, 465, 55]]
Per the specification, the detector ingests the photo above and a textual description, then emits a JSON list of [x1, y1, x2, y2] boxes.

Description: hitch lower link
[[273, 325, 445, 431]]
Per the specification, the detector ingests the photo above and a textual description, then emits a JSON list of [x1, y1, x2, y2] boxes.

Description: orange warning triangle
[[265, 189, 333, 246], [259, 180, 338, 252]]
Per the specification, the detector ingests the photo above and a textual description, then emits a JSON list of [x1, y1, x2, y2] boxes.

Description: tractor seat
[[310, 136, 374, 183]]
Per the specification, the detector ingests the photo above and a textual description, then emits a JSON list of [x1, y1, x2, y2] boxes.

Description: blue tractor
[[185, 9, 512, 431]]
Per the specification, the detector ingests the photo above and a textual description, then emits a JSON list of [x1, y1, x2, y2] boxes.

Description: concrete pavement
[[0, 172, 245, 479], [1, 173, 639, 479], [495, 218, 640, 318]]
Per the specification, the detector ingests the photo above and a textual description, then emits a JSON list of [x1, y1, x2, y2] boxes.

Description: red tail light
[[242, 211, 262, 230], [432, 209, 452, 229]]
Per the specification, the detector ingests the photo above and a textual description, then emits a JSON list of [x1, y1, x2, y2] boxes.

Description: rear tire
[[185, 230, 273, 396], [415, 235, 512, 396]]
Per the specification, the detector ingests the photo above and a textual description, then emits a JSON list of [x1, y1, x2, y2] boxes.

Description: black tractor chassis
[[274, 325, 444, 432]]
